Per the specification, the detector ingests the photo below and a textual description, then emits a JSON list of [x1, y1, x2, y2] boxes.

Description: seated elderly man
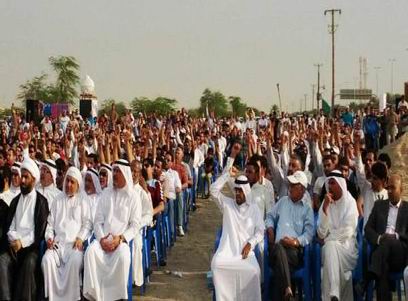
[[265, 171, 314, 301], [317, 170, 359, 301], [41, 166, 92, 301], [210, 168, 264, 301], [83, 159, 142, 301]]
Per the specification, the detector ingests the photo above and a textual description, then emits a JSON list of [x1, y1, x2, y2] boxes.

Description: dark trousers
[[369, 237, 406, 301], [0, 247, 41, 301], [269, 242, 302, 301]]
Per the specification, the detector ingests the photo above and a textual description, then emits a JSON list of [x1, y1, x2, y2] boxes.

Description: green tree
[[229, 96, 247, 117], [270, 104, 280, 114], [130, 96, 177, 115], [199, 88, 229, 117], [99, 99, 128, 117], [49, 56, 80, 105], [17, 74, 53, 104]]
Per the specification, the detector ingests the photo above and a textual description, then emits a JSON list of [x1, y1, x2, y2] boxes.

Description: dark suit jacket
[[0, 190, 49, 252], [365, 199, 408, 250]]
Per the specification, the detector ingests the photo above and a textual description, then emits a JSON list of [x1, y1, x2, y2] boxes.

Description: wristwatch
[[119, 234, 126, 244]]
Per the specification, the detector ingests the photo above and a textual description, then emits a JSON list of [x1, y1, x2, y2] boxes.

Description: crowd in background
[[0, 98, 407, 301]]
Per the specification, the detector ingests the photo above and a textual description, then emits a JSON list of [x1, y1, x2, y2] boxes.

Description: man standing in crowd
[[0, 158, 49, 301]]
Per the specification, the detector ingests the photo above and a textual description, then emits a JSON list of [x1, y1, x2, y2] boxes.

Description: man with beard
[[0, 158, 49, 301]]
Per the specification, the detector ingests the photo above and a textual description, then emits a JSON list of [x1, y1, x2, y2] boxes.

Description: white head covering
[[322, 169, 359, 238], [40, 159, 57, 185], [112, 159, 133, 192], [99, 163, 113, 189], [63, 166, 82, 196], [21, 158, 40, 184], [234, 175, 252, 204], [324, 170, 348, 199], [84, 168, 102, 195], [11, 161, 21, 178]]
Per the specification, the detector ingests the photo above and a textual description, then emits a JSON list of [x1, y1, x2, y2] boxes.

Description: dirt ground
[[137, 196, 222, 301]]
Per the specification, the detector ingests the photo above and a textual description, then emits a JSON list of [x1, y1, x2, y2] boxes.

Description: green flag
[[322, 99, 331, 115]]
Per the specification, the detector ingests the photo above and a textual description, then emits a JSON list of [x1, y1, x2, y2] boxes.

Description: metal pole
[[374, 66, 381, 98], [324, 9, 341, 116], [389, 58, 396, 94], [314, 63, 323, 112], [311, 84, 316, 111], [277, 83, 282, 112]]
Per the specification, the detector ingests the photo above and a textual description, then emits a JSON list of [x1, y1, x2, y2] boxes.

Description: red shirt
[[172, 162, 188, 187], [147, 179, 163, 209]]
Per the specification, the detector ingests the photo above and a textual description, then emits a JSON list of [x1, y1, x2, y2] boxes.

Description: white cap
[[287, 171, 308, 188]]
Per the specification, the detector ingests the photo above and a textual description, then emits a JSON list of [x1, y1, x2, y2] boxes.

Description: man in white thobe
[[41, 167, 92, 301], [83, 168, 102, 222], [210, 171, 264, 301], [38, 159, 60, 208], [317, 170, 359, 301], [83, 159, 142, 301], [131, 159, 153, 286]]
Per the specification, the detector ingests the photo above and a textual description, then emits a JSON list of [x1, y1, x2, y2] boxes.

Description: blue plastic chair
[[263, 235, 312, 301], [127, 239, 133, 301]]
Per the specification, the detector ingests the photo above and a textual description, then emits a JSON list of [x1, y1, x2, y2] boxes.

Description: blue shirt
[[265, 195, 314, 246]]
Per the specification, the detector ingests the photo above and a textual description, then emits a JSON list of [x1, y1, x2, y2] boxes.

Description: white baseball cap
[[287, 171, 308, 188]]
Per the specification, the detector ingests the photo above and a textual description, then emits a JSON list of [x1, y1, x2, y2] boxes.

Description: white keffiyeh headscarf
[[112, 159, 133, 193]]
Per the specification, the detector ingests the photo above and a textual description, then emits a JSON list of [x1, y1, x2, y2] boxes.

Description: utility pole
[[304, 94, 307, 112], [389, 58, 396, 94], [276, 83, 282, 113], [374, 66, 381, 98], [311, 84, 316, 111], [324, 8, 341, 116], [314, 63, 323, 112]]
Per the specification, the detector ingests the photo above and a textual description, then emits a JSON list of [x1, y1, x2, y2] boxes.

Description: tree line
[[13, 55, 279, 119]]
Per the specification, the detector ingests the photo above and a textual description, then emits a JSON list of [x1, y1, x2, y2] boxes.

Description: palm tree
[[49, 56, 80, 105]]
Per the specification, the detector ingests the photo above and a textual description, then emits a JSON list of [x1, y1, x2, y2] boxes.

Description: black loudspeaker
[[80, 99, 92, 119], [405, 82, 408, 102], [26, 99, 41, 123]]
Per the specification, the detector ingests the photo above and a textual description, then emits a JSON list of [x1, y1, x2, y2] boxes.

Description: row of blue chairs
[[211, 216, 406, 301]]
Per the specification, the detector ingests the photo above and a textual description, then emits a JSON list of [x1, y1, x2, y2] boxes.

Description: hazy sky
[[0, 0, 407, 112]]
